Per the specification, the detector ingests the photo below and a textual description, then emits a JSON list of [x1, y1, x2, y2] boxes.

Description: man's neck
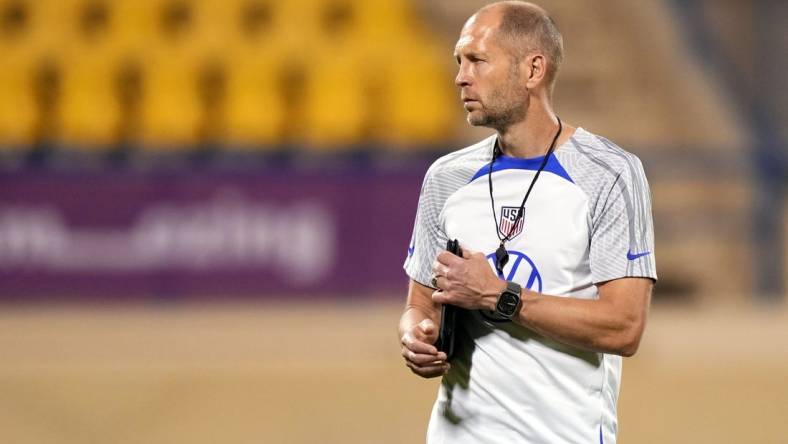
[[496, 103, 574, 158]]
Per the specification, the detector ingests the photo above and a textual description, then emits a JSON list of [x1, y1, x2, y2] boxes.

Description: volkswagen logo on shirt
[[485, 249, 542, 292]]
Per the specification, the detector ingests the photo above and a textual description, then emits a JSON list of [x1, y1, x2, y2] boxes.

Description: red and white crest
[[499, 206, 524, 239]]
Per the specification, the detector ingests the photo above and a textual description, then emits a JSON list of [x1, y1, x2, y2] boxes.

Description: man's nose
[[455, 66, 471, 87]]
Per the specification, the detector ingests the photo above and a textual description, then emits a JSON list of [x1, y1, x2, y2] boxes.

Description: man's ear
[[525, 53, 547, 87]]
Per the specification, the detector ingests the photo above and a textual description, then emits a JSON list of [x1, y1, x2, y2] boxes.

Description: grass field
[[1, 300, 786, 443]]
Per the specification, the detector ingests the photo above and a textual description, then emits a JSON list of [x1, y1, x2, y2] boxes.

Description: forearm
[[515, 290, 648, 356], [431, 247, 652, 356]]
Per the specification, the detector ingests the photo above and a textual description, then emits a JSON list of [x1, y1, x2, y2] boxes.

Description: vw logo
[[485, 249, 542, 292]]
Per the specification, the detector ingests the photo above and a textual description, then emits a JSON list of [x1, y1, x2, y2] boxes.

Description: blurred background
[[0, 0, 786, 442]]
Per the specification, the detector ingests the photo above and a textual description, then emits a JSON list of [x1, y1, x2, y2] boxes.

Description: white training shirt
[[404, 128, 657, 444]]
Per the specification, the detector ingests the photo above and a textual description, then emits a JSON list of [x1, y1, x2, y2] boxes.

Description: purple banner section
[[0, 168, 428, 299]]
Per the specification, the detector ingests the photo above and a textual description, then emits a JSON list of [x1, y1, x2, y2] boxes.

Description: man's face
[[454, 14, 529, 129]]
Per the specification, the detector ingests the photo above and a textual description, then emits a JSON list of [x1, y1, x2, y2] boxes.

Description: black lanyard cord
[[488, 117, 563, 275]]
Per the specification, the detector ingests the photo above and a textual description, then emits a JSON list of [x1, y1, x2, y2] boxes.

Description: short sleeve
[[589, 156, 657, 283], [403, 170, 448, 287]]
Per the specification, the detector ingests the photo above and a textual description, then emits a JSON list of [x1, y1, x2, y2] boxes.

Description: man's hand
[[431, 249, 505, 311], [400, 318, 450, 378]]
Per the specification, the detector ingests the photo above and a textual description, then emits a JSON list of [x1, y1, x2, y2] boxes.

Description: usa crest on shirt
[[499, 206, 524, 239]]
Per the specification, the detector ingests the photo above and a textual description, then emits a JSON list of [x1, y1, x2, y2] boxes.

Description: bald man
[[399, 2, 656, 443]]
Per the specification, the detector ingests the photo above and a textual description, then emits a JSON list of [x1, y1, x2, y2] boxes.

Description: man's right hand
[[400, 318, 450, 378]]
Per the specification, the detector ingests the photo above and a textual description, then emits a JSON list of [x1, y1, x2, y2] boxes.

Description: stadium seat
[[0, 53, 39, 147], [300, 47, 368, 149], [0, 0, 41, 146], [136, 0, 206, 148], [109, 0, 157, 57], [276, 0, 326, 57], [222, 51, 287, 148], [58, 54, 124, 148], [19, 0, 66, 52], [56, 0, 125, 148], [376, 44, 456, 145], [195, 0, 289, 148], [354, 0, 420, 45], [137, 52, 205, 148], [1, 0, 459, 151], [341, 0, 456, 146]]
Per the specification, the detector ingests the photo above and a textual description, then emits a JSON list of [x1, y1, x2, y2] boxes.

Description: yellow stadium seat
[[134, 0, 208, 148], [58, 52, 123, 147], [228, 0, 359, 63], [276, 0, 325, 55], [0, 0, 40, 146], [189, 0, 240, 52], [356, 0, 413, 22], [300, 48, 368, 149], [202, 0, 287, 55], [353, 0, 423, 49], [113, 0, 185, 55], [0, 58, 39, 147], [137, 51, 204, 148], [312, 0, 456, 146], [17, 0, 66, 54], [222, 52, 287, 147], [22, 0, 111, 57], [375, 45, 456, 145], [56, 0, 126, 148], [209, 0, 301, 148], [327, 0, 456, 146]]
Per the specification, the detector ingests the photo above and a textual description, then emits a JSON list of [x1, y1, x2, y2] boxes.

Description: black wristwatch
[[495, 281, 522, 319]]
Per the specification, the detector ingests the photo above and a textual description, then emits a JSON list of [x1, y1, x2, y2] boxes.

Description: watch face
[[497, 292, 520, 316]]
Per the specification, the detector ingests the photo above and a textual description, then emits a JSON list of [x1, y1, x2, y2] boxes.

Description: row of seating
[[0, 0, 458, 150], [1, 0, 429, 51]]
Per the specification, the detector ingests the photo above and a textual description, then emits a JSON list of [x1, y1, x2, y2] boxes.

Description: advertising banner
[[0, 168, 426, 300]]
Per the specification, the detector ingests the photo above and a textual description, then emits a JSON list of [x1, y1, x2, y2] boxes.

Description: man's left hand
[[431, 248, 505, 311]]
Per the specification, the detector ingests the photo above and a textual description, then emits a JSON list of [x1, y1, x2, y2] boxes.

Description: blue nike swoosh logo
[[407, 245, 415, 257], [627, 250, 650, 261]]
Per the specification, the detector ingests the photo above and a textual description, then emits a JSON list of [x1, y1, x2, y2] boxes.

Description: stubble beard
[[467, 96, 527, 129], [467, 64, 528, 130]]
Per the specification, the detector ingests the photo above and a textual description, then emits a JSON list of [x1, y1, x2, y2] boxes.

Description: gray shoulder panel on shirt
[[423, 135, 495, 202], [557, 128, 656, 275]]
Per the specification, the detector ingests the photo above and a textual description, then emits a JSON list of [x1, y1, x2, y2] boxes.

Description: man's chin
[[467, 111, 510, 129], [466, 112, 489, 127]]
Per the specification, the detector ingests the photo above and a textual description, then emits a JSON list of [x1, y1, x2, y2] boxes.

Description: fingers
[[436, 251, 463, 266], [401, 346, 448, 365], [438, 248, 480, 264], [433, 249, 483, 288], [470, 251, 485, 261], [430, 259, 454, 292], [432, 290, 449, 305], [401, 327, 450, 378], [401, 329, 438, 355], [432, 276, 449, 292], [405, 360, 451, 378], [431, 261, 449, 280]]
